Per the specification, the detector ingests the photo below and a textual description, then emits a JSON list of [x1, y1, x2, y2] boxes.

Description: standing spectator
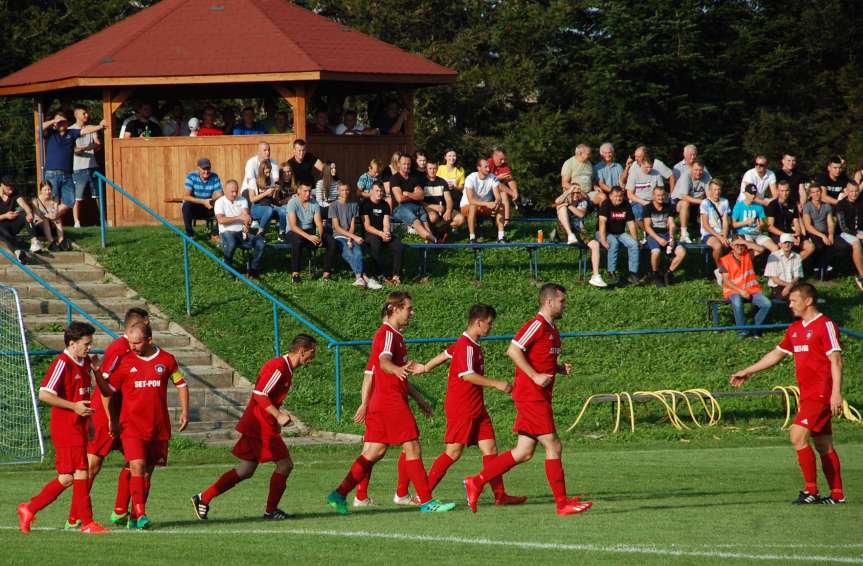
[[672, 159, 710, 243], [739, 155, 776, 205], [765, 234, 804, 300], [181, 158, 223, 240], [621, 146, 675, 194], [119, 102, 161, 138], [592, 142, 623, 204], [267, 110, 292, 135], [732, 184, 778, 255], [461, 159, 505, 243], [187, 117, 200, 136], [802, 184, 835, 279], [42, 111, 105, 213], [334, 110, 371, 135], [624, 150, 665, 233], [315, 162, 340, 210], [643, 186, 686, 286], [197, 106, 223, 136], [361, 183, 404, 285], [833, 182, 863, 291], [767, 180, 814, 261], [160, 101, 189, 137], [221, 107, 237, 136], [587, 187, 639, 287], [372, 100, 408, 135], [69, 105, 101, 228], [0, 176, 36, 261], [214, 180, 265, 278], [561, 144, 598, 206], [233, 107, 266, 135], [328, 182, 382, 289], [309, 110, 332, 135], [242, 143, 279, 196], [287, 139, 325, 187], [30, 181, 64, 252], [554, 183, 590, 245], [672, 144, 712, 182], [775, 153, 807, 208], [718, 236, 772, 337], [389, 155, 437, 243], [285, 184, 335, 283], [815, 156, 850, 205], [356, 159, 382, 199], [487, 147, 519, 220], [243, 161, 285, 237], [421, 160, 462, 238], [700, 179, 731, 277], [439, 149, 466, 208]]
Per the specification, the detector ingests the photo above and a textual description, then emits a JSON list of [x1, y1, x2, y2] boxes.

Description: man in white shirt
[[334, 110, 374, 135], [460, 159, 505, 243], [242, 142, 279, 194], [214, 180, 266, 278], [764, 233, 804, 300], [621, 145, 675, 194], [739, 155, 776, 206], [69, 105, 101, 228]]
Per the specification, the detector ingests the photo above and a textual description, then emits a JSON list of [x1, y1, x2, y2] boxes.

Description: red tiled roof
[[0, 0, 456, 92]]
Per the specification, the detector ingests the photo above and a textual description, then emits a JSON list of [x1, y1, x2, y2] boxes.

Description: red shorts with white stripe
[[231, 434, 289, 463], [87, 423, 123, 457], [54, 445, 88, 474], [794, 400, 833, 435], [364, 403, 419, 445], [122, 436, 169, 467], [445, 409, 495, 446], [513, 401, 556, 437]]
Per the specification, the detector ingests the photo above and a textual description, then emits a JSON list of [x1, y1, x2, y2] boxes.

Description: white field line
[[0, 526, 861, 563]]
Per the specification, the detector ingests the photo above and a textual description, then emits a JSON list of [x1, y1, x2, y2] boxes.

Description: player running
[[412, 303, 526, 504], [731, 282, 846, 504], [327, 291, 456, 514], [463, 283, 593, 516], [191, 335, 317, 520], [18, 322, 110, 534]]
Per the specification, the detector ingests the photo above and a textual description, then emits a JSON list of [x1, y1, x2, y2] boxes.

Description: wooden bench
[[699, 297, 826, 325]]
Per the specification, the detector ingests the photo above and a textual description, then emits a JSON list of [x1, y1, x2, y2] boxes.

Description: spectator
[[775, 153, 807, 208], [242, 142, 279, 196], [439, 149, 466, 206], [739, 155, 776, 206], [214, 180, 265, 278], [221, 107, 237, 136], [672, 144, 712, 182], [766, 180, 814, 261], [287, 139, 324, 187], [372, 100, 408, 135], [462, 158, 506, 243], [30, 181, 64, 252], [42, 111, 105, 214], [0, 176, 36, 261], [719, 235, 772, 337], [815, 155, 849, 205], [160, 101, 189, 136], [261, 98, 278, 132], [309, 110, 332, 135], [624, 149, 665, 233], [243, 161, 286, 237], [188, 117, 200, 136], [327, 182, 382, 289], [587, 186, 640, 288], [853, 157, 863, 186], [833, 182, 863, 291], [277, 161, 295, 199], [334, 110, 372, 135], [360, 183, 404, 285], [285, 184, 335, 283], [732, 184, 778, 255], [315, 161, 340, 210], [69, 104, 101, 228], [488, 147, 519, 220], [554, 182, 590, 245], [422, 160, 463, 239], [413, 151, 428, 178], [621, 146, 675, 194], [181, 158, 223, 240], [389, 154, 437, 243], [381, 151, 401, 201], [700, 178, 731, 277], [802, 184, 835, 279], [561, 144, 598, 206], [197, 106, 223, 136], [671, 159, 710, 243], [119, 101, 161, 138], [232, 106, 266, 136], [643, 186, 686, 286], [765, 233, 804, 300], [267, 110, 292, 134], [592, 142, 623, 205], [356, 159, 382, 199]]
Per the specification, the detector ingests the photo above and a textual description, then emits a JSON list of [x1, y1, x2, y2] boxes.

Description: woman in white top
[[314, 161, 340, 209], [30, 181, 65, 252]]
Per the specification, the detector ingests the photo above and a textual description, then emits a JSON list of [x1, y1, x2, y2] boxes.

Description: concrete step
[[178, 365, 237, 388], [177, 420, 304, 436], [177, 429, 240, 444], [24, 314, 170, 332], [33, 331, 190, 350], [0, 251, 86, 265], [11, 282, 128, 300], [168, 386, 250, 407], [172, 349, 213, 366], [20, 297, 145, 315], [1, 265, 105, 283], [168, 406, 244, 423]]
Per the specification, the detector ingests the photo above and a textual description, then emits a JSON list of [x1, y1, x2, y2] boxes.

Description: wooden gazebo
[[0, 0, 456, 226]]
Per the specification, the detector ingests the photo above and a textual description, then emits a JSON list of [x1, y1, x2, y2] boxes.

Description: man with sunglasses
[[739, 155, 777, 206]]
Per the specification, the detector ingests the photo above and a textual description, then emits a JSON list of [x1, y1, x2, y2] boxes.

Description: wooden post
[[101, 88, 132, 226], [292, 83, 308, 140], [33, 97, 44, 186], [401, 89, 416, 151]]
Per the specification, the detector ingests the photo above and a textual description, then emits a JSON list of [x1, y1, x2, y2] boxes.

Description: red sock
[[395, 451, 410, 497], [266, 472, 288, 513], [477, 451, 517, 487], [114, 467, 131, 514], [356, 468, 372, 501], [202, 469, 242, 504], [73, 479, 94, 525], [405, 458, 432, 504], [336, 455, 373, 497], [820, 450, 844, 499], [29, 478, 67, 514], [796, 446, 818, 494], [544, 458, 567, 505], [428, 453, 455, 492], [484, 454, 506, 499], [130, 475, 146, 517]]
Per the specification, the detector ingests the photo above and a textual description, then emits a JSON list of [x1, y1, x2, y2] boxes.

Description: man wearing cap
[[732, 183, 778, 255], [182, 158, 223, 241], [42, 111, 106, 212], [764, 233, 804, 300], [718, 235, 772, 337]]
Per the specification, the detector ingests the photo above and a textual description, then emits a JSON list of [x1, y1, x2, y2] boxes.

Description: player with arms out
[[191, 334, 317, 520], [731, 282, 846, 504], [18, 322, 110, 534], [413, 303, 527, 504], [327, 291, 456, 514], [108, 323, 189, 529], [464, 284, 593, 516]]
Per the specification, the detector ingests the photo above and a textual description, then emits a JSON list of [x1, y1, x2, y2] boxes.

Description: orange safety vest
[[720, 251, 761, 299]]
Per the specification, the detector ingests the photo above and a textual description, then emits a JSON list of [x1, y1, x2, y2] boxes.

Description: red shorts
[[513, 401, 556, 437], [87, 423, 123, 457], [445, 409, 496, 446], [794, 399, 833, 435], [364, 403, 419, 445], [54, 445, 88, 474], [231, 434, 289, 463], [122, 436, 169, 467]]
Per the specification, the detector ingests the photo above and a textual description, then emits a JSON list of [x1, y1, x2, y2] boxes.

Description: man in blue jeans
[[588, 187, 640, 287], [389, 155, 437, 243], [214, 180, 265, 278], [719, 235, 772, 337]]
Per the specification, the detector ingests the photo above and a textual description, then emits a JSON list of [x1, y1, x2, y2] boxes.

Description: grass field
[[2, 441, 861, 565]]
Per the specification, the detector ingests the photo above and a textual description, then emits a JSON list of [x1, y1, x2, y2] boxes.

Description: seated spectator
[[739, 155, 776, 206], [233, 106, 266, 135], [592, 142, 623, 205], [461, 159, 505, 243], [361, 183, 404, 285], [671, 159, 709, 243], [815, 155, 849, 205], [243, 161, 286, 237], [719, 235, 772, 337], [766, 180, 814, 261], [561, 144, 599, 206], [277, 161, 295, 200], [587, 186, 639, 288], [119, 101, 162, 138], [0, 176, 36, 262], [389, 154, 436, 243], [314, 161, 340, 210], [732, 184, 778, 255], [285, 184, 336, 283], [327, 182, 382, 289], [372, 100, 408, 135], [30, 181, 65, 252], [672, 144, 712, 183], [242, 142, 279, 195], [42, 111, 105, 213], [160, 100, 189, 136], [356, 158, 382, 199], [801, 184, 835, 278], [334, 110, 373, 135], [700, 179, 731, 275], [182, 158, 223, 239], [834, 182, 863, 291], [197, 106, 223, 136], [214, 180, 265, 278], [775, 153, 807, 208], [764, 233, 804, 300], [621, 146, 675, 194], [221, 107, 237, 136], [643, 186, 686, 286], [487, 146, 519, 220], [413, 151, 428, 177], [309, 110, 332, 135], [624, 149, 665, 232], [853, 158, 863, 186], [70, 104, 101, 228], [267, 110, 292, 134], [188, 117, 200, 136], [287, 139, 324, 187], [554, 182, 590, 245], [422, 160, 463, 239], [439, 149, 466, 206], [381, 151, 400, 199]]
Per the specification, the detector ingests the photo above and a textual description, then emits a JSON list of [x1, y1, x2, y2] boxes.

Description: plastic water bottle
[[537, 229, 544, 243]]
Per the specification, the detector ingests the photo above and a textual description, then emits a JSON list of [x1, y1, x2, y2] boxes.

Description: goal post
[[0, 284, 45, 464]]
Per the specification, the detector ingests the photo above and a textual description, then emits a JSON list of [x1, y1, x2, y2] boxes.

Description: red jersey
[[777, 313, 841, 402], [487, 156, 513, 179], [92, 336, 131, 429], [444, 333, 486, 418], [236, 355, 294, 439], [511, 313, 561, 403], [40, 351, 92, 447], [109, 347, 186, 441], [368, 322, 409, 412]]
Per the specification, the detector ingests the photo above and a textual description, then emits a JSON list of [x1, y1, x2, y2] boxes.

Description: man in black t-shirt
[[389, 155, 437, 243], [774, 153, 807, 208], [0, 177, 36, 263], [122, 102, 163, 138], [287, 139, 324, 187], [421, 161, 463, 239], [833, 182, 863, 291], [643, 186, 686, 286], [766, 180, 814, 261], [359, 183, 404, 285], [587, 187, 640, 287], [814, 156, 849, 205]]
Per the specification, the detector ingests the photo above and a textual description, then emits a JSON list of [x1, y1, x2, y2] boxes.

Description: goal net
[[0, 284, 44, 464]]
